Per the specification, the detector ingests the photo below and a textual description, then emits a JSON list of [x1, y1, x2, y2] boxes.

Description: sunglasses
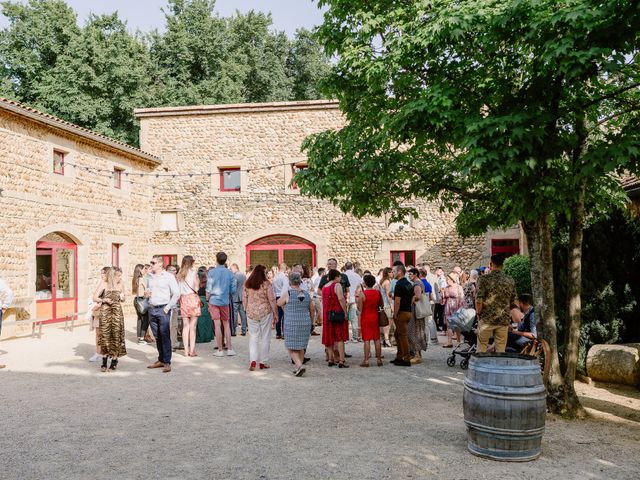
[[150, 261, 158, 265]]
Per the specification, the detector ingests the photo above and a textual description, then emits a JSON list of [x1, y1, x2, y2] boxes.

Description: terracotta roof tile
[[0, 97, 160, 165]]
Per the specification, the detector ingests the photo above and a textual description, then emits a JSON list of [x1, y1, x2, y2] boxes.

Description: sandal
[[100, 356, 108, 372], [108, 358, 118, 371], [338, 362, 349, 368], [377, 358, 383, 367], [359, 361, 369, 368], [442, 344, 453, 348]]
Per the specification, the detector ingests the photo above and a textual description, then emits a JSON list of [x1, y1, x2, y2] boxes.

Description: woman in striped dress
[[277, 272, 314, 377], [94, 267, 127, 372]]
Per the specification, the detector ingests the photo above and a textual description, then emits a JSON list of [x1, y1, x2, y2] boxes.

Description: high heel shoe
[[338, 361, 349, 368]]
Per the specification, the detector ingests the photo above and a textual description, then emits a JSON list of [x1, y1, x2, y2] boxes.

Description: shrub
[[503, 255, 532, 295]]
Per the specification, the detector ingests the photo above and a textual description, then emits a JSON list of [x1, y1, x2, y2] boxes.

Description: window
[[155, 254, 178, 268], [491, 239, 520, 258], [390, 250, 416, 266], [220, 168, 241, 192], [290, 162, 307, 190], [111, 243, 122, 268], [113, 168, 123, 189], [159, 211, 178, 231], [53, 150, 65, 175]]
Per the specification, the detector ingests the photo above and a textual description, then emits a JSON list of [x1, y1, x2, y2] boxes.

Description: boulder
[[586, 343, 640, 387]]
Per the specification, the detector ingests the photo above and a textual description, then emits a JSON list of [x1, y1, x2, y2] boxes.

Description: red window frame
[[390, 250, 416, 266], [112, 243, 121, 268], [220, 167, 241, 192], [114, 168, 123, 189], [491, 239, 520, 257], [53, 150, 65, 175], [290, 162, 308, 190]]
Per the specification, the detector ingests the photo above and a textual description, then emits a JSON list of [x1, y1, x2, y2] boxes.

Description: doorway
[[246, 235, 316, 269], [35, 234, 78, 323]]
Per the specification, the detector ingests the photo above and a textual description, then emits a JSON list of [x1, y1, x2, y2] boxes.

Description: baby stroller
[[445, 308, 477, 370]]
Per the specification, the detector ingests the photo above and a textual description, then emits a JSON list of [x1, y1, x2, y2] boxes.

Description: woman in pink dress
[[322, 269, 349, 367], [356, 274, 383, 367], [443, 272, 465, 348]]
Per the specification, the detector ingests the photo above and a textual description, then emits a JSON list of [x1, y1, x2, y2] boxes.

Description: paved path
[[1, 320, 638, 479]]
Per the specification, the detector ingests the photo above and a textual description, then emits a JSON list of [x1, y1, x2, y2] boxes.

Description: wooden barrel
[[463, 353, 546, 461]]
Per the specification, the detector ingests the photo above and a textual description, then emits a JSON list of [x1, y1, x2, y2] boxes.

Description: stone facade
[[0, 98, 159, 338], [135, 100, 486, 272], [1, 98, 490, 339]]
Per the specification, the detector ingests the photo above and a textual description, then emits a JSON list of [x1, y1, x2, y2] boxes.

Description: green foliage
[[503, 255, 532, 296], [554, 210, 640, 372], [297, 0, 640, 232], [0, 0, 331, 145]]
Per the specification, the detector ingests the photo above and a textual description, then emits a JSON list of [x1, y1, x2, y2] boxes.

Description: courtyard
[[1, 319, 638, 480]]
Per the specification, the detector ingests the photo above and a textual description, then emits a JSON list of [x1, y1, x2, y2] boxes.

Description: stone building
[[0, 98, 159, 338], [2, 97, 515, 338], [134, 100, 487, 272]]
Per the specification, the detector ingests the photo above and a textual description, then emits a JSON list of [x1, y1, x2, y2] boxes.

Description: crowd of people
[[0, 252, 536, 374]]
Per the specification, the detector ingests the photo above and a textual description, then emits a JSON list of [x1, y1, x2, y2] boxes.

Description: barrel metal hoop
[[469, 364, 542, 375], [467, 442, 542, 462], [465, 420, 545, 436], [464, 380, 546, 398]]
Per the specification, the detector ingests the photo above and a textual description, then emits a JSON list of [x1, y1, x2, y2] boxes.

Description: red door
[[246, 235, 316, 269], [35, 241, 78, 323]]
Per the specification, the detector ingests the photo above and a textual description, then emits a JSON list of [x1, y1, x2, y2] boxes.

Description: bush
[[503, 255, 532, 295]]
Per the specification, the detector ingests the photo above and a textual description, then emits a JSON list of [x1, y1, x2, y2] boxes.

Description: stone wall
[[0, 108, 157, 338], [136, 101, 485, 271]]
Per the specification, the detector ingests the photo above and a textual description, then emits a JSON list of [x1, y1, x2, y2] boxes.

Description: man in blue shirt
[[206, 252, 237, 357], [507, 294, 537, 351]]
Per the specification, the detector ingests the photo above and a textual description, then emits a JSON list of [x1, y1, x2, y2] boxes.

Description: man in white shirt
[[272, 263, 288, 339], [344, 262, 363, 342], [0, 275, 14, 369], [146, 256, 180, 373]]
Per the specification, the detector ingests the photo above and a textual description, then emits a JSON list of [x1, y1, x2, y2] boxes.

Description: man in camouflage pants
[[475, 254, 517, 353]]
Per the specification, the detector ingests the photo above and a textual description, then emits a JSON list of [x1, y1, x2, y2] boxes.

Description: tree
[[297, 0, 640, 416], [34, 13, 155, 145], [287, 28, 330, 101], [0, 0, 79, 102], [226, 10, 292, 103]]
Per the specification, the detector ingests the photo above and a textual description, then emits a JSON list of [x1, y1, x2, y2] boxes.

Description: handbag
[[327, 282, 346, 324], [378, 290, 389, 327], [186, 280, 203, 308], [415, 291, 432, 319], [134, 296, 149, 315]]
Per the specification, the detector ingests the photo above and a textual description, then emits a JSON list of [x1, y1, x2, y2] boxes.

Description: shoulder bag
[[415, 284, 432, 319], [134, 296, 149, 315], [328, 282, 346, 324], [377, 290, 389, 327]]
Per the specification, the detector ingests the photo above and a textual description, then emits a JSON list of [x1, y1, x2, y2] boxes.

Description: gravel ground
[[1, 320, 639, 480]]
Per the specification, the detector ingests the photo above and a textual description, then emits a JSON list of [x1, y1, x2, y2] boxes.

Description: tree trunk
[[522, 213, 566, 413], [563, 179, 586, 418]]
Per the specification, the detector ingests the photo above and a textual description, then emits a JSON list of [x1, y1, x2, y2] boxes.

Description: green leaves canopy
[[297, 0, 640, 234], [0, 0, 331, 145]]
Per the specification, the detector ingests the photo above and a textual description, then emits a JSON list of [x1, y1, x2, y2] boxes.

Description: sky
[[0, 0, 326, 36]]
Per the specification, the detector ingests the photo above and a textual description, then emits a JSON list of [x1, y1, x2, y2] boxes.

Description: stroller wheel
[[460, 358, 469, 370], [446, 356, 456, 367]]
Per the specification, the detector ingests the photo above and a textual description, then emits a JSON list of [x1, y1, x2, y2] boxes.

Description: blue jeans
[[234, 301, 247, 334], [149, 306, 172, 365]]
